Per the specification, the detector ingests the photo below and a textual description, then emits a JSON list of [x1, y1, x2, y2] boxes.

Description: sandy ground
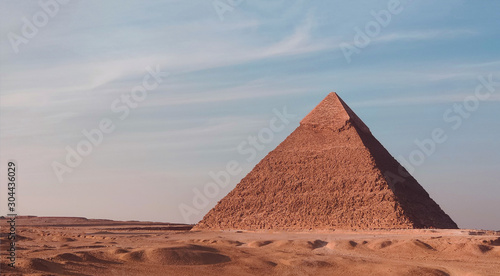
[[1, 217, 499, 276]]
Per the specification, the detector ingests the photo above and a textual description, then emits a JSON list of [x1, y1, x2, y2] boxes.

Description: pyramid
[[195, 93, 458, 230]]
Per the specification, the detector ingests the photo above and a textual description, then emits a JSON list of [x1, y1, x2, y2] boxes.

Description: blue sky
[[1, 0, 499, 230]]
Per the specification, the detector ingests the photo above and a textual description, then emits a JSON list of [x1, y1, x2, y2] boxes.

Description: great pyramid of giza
[[195, 93, 458, 230]]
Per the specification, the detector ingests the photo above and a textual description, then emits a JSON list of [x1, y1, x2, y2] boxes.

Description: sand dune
[[118, 245, 231, 265], [1, 217, 499, 275]]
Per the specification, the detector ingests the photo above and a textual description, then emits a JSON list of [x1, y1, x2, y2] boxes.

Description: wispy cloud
[[263, 10, 331, 57], [352, 93, 500, 107], [375, 29, 477, 44]]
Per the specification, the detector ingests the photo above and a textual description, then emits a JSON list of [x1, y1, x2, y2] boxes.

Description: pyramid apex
[[300, 92, 370, 133], [325, 92, 339, 98]]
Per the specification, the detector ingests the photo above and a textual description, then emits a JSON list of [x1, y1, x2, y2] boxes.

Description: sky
[[0, 0, 499, 230]]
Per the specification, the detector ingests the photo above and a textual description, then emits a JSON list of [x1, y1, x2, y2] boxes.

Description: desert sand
[[1, 216, 499, 276]]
